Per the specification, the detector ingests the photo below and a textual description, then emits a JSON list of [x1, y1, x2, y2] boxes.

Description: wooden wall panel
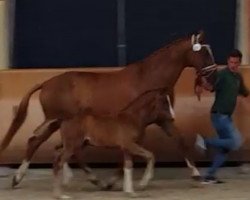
[[0, 67, 250, 164]]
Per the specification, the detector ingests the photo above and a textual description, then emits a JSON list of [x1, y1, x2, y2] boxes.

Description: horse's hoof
[[138, 181, 148, 190], [97, 180, 113, 191], [138, 185, 146, 191], [125, 192, 139, 198], [191, 175, 202, 181], [101, 183, 114, 191], [12, 174, 23, 188], [54, 194, 72, 199], [126, 192, 150, 198]]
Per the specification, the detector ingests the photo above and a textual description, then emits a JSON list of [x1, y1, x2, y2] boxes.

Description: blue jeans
[[205, 113, 242, 177]]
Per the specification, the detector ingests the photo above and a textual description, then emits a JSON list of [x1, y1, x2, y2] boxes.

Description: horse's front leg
[[157, 120, 201, 180]]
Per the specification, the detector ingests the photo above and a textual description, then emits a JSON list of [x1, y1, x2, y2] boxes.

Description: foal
[[53, 88, 175, 198]]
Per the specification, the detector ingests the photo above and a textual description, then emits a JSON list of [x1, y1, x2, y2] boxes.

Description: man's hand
[[238, 96, 250, 112]]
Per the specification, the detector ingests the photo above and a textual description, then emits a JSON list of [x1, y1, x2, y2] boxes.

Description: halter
[[191, 34, 217, 78]]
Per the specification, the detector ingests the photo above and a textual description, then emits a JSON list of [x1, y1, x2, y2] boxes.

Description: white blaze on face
[[166, 95, 175, 119]]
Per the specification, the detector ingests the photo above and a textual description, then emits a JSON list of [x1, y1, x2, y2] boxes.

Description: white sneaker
[[195, 134, 207, 154]]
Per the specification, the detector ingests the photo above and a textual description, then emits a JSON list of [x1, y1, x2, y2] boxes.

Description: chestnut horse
[[53, 88, 177, 198], [0, 31, 216, 187]]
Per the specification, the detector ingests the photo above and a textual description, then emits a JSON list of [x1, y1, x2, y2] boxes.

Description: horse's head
[[185, 31, 217, 87]]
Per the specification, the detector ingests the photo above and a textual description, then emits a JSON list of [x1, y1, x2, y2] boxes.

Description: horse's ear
[[197, 30, 205, 43], [191, 34, 195, 45]]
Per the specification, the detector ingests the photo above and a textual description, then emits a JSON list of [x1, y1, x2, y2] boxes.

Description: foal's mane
[[120, 87, 169, 112]]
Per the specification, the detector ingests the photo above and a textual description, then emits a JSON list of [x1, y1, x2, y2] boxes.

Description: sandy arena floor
[[0, 167, 250, 200]]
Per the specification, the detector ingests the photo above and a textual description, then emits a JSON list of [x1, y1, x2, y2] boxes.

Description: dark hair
[[228, 49, 242, 61]]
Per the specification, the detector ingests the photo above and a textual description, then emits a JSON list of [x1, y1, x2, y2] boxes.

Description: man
[[196, 49, 250, 184]]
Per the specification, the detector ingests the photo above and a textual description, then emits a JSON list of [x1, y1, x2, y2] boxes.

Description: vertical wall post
[[235, 0, 250, 65], [0, 0, 9, 69], [117, 0, 127, 66]]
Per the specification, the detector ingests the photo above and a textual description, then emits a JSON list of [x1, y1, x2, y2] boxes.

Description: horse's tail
[[0, 83, 43, 154]]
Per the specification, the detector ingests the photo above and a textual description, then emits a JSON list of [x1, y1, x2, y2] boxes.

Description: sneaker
[[195, 134, 207, 154], [201, 176, 225, 184]]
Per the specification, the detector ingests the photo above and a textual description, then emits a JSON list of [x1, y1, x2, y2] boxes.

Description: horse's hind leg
[[173, 131, 201, 180], [12, 119, 60, 188]]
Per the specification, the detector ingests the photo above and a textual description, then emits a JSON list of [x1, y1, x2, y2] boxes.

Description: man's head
[[227, 49, 242, 72]]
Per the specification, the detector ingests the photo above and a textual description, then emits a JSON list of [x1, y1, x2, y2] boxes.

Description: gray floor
[[0, 167, 250, 200]]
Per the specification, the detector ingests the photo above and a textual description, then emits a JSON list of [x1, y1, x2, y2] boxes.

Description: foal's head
[[122, 88, 174, 126], [147, 88, 175, 124]]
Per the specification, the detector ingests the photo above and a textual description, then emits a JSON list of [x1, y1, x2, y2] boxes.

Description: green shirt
[[211, 68, 249, 115]]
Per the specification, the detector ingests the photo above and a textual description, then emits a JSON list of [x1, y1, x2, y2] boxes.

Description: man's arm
[[238, 73, 249, 97], [237, 73, 250, 112]]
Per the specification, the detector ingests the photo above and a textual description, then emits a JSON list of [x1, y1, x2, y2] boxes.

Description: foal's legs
[[12, 119, 60, 187], [104, 139, 152, 190], [157, 121, 201, 180], [105, 144, 154, 195], [123, 151, 135, 196], [104, 163, 123, 190], [53, 147, 74, 199], [74, 145, 108, 189], [125, 143, 155, 189], [55, 141, 110, 189]]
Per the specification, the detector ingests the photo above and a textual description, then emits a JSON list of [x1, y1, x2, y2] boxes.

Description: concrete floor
[[0, 167, 250, 200]]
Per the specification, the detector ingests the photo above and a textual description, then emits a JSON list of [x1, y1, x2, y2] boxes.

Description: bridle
[[191, 34, 217, 80]]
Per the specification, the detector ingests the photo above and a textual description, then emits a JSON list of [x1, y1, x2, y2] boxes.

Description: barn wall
[[0, 67, 250, 164]]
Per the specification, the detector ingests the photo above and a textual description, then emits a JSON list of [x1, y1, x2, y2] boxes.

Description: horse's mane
[[144, 32, 199, 61], [126, 32, 195, 67], [120, 87, 169, 112]]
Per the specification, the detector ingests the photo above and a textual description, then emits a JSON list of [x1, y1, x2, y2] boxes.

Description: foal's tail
[[0, 83, 43, 155]]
